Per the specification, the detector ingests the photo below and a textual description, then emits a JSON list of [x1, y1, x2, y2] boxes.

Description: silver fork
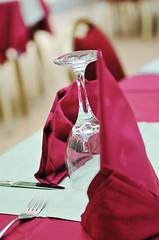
[[0, 195, 45, 239]]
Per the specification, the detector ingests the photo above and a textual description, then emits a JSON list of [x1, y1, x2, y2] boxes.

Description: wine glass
[[53, 50, 100, 191]]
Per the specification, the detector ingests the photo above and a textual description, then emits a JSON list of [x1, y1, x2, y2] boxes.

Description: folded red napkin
[[81, 52, 159, 239], [35, 78, 99, 184]]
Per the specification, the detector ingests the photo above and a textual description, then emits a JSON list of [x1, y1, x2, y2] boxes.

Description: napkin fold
[[81, 52, 159, 239], [35, 79, 98, 185]]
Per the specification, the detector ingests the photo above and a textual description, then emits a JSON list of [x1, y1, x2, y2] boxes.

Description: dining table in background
[[0, 0, 51, 64], [0, 0, 52, 126], [0, 0, 28, 64], [0, 67, 159, 238]]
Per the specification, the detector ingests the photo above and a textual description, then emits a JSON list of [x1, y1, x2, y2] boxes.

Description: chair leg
[[6, 49, 29, 115], [0, 63, 14, 129], [90, 1, 115, 38], [29, 40, 46, 94], [155, 0, 159, 38], [140, 0, 153, 39], [33, 31, 56, 87]]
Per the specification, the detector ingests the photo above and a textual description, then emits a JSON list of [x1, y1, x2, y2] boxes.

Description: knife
[[0, 181, 65, 190]]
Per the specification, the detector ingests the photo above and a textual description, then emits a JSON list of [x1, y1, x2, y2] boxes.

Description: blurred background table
[[0, 1, 28, 64], [0, 0, 51, 64]]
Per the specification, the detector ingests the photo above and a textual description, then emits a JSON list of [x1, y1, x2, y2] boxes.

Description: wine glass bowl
[[53, 50, 100, 190]]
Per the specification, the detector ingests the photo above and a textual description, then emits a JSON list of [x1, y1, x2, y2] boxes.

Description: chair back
[[64, 18, 125, 82]]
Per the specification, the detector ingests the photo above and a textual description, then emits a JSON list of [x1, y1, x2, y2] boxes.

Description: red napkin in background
[[81, 52, 159, 240], [35, 79, 98, 185]]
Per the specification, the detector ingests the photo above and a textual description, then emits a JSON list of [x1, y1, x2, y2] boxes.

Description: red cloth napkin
[[35, 79, 98, 184], [75, 25, 125, 81], [81, 52, 159, 239]]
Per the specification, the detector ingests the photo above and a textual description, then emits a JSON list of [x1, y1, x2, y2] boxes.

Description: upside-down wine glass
[[53, 50, 100, 191]]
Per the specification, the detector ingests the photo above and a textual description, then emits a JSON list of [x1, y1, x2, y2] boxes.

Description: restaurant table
[[0, 0, 51, 64], [0, 74, 159, 239], [118, 74, 159, 122]]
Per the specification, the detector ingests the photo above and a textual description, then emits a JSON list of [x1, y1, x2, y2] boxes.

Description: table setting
[[0, 49, 159, 239]]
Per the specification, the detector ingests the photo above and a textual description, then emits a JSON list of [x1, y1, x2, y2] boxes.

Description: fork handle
[[0, 217, 18, 238]]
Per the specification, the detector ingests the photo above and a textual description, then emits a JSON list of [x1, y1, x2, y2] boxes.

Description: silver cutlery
[[0, 180, 65, 190], [0, 195, 45, 239]]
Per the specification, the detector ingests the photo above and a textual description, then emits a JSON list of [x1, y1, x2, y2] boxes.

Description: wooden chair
[[0, 60, 18, 127], [33, 30, 56, 86], [0, 40, 45, 129], [64, 18, 125, 83]]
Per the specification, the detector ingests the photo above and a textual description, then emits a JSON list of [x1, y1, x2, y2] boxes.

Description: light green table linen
[[0, 123, 159, 221]]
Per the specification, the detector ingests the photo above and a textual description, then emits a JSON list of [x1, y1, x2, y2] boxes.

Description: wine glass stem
[[74, 70, 95, 123], [76, 70, 88, 113]]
